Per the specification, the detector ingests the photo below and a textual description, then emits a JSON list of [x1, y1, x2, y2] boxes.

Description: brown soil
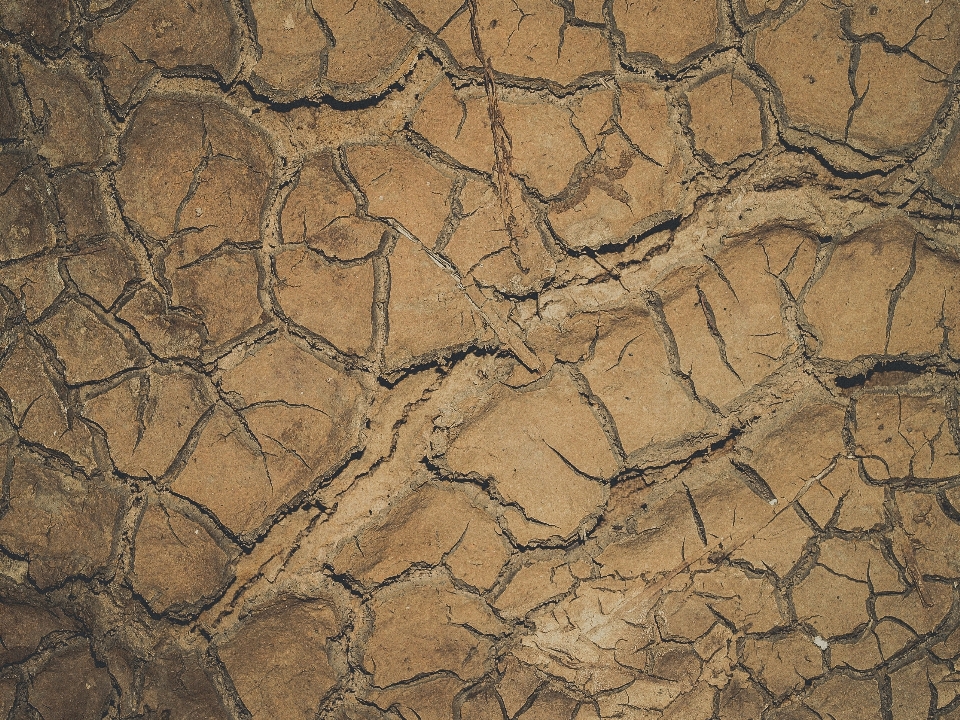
[[1, 0, 960, 718]]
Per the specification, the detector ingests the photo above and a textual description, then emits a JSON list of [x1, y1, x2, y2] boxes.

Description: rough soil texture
[[2, 0, 960, 718]]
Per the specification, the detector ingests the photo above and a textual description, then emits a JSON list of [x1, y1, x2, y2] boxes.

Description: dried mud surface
[[2, 0, 960, 718]]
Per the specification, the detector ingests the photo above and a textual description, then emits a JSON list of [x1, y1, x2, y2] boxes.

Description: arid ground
[[1, 0, 960, 717]]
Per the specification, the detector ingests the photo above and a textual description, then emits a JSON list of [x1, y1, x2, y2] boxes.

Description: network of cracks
[[2, 0, 960, 717]]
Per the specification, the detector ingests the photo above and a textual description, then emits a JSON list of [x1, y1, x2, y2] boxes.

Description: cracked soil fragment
[[2, 0, 960, 718]]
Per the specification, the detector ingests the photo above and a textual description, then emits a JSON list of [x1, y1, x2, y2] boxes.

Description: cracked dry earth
[[5, 1, 960, 720]]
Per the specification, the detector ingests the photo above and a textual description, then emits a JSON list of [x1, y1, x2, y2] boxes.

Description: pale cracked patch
[[1, 1, 960, 718]]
